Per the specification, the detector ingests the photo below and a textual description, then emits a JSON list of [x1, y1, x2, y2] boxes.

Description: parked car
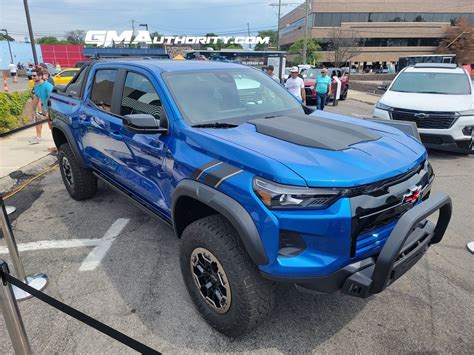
[[51, 68, 81, 86], [303, 68, 349, 105], [373, 63, 474, 153], [49, 59, 452, 337]]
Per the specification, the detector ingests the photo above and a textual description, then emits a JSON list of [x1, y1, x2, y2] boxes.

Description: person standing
[[42, 70, 55, 86], [8, 62, 18, 83], [315, 68, 332, 111], [29, 68, 53, 144], [265, 65, 280, 82], [285, 66, 305, 104]]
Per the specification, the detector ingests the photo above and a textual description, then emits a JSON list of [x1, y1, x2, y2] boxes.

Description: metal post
[[23, 0, 38, 65], [302, 0, 309, 64], [0, 260, 32, 354], [0, 198, 47, 301], [1, 29, 14, 63]]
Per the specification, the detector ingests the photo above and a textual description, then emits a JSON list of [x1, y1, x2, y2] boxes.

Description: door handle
[[110, 131, 123, 140], [79, 115, 92, 127]]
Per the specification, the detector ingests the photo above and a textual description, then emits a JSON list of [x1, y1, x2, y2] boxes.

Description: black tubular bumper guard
[[341, 192, 452, 298]]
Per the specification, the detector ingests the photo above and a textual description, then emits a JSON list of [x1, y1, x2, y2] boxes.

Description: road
[[0, 99, 473, 354]]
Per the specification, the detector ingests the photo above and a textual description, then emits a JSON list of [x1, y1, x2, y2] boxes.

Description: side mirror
[[123, 113, 168, 134], [378, 84, 388, 91]]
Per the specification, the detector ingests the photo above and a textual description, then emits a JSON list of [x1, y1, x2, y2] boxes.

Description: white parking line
[[0, 239, 103, 254], [79, 218, 130, 271]]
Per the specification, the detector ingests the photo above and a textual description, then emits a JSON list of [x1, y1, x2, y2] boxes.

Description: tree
[[288, 38, 320, 65], [149, 31, 163, 48], [65, 30, 85, 45], [437, 17, 474, 65], [37, 36, 66, 44], [254, 30, 277, 51], [327, 28, 361, 68], [0, 33, 14, 41]]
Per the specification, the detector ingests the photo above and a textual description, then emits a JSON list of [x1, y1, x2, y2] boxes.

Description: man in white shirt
[[8, 62, 18, 83], [285, 66, 305, 104]]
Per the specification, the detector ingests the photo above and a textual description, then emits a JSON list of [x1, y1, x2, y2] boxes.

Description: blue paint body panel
[[49, 59, 429, 280]]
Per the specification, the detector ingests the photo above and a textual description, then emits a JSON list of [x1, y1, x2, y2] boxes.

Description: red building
[[39, 44, 87, 68]]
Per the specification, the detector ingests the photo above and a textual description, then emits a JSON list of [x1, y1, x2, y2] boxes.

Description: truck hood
[[196, 112, 426, 187], [380, 91, 473, 112]]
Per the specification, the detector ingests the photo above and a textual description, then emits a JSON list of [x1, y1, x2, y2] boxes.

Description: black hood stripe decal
[[203, 164, 243, 188], [192, 159, 222, 180]]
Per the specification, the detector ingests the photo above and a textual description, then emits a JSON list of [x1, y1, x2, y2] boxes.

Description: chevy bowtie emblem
[[414, 113, 429, 119], [403, 185, 422, 204]]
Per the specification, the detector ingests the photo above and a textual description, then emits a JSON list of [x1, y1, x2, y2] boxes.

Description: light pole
[[302, 0, 309, 64], [23, 0, 38, 65], [1, 29, 14, 63]]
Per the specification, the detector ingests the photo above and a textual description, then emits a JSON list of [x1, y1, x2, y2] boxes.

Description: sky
[[0, 0, 302, 41]]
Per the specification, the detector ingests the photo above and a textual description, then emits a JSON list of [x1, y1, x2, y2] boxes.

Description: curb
[[0, 154, 58, 195], [349, 97, 378, 106]]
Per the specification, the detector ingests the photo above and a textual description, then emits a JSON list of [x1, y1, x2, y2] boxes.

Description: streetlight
[[139, 24, 149, 31], [139, 24, 149, 48], [1, 29, 14, 63]]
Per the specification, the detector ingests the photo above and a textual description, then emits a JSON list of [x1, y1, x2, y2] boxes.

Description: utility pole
[[302, 0, 309, 64], [1, 29, 14, 63], [276, 0, 282, 50], [247, 22, 251, 50], [269, 2, 302, 50], [23, 0, 38, 65]]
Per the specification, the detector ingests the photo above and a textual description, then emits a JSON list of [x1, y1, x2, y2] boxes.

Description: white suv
[[373, 63, 474, 153]]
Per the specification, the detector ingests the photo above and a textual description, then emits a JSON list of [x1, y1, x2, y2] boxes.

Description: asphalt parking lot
[[0, 99, 473, 354]]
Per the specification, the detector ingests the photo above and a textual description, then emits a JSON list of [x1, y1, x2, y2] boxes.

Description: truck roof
[[93, 59, 247, 72]]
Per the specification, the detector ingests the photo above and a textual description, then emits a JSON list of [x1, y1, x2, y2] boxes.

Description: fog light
[[462, 126, 473, 136], [278, 231, 306, 257]]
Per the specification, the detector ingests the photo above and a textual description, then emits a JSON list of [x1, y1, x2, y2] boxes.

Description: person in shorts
[[8, 62, 18, 83], [30, 68, 53, 144]]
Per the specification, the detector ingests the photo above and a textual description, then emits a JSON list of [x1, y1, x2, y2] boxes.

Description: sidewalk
[[348, 90, 380, 105], [0, 125, 54, 178]]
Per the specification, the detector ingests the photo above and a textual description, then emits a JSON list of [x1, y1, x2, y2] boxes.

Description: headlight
[[457, 109, 474, 117], [253, 177, 342, 209], [375, 101, 393, 112]]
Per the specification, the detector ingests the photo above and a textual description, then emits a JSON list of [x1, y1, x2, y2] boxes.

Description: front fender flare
[[172, 179, 268, 266], [52, 120, 87, 168]]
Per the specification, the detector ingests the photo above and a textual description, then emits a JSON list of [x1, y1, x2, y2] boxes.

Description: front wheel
[[180, 215, 275, 337]]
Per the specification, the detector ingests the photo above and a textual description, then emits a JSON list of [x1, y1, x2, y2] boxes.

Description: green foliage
[[254, 30, 277, 51], [288, 38, 321, 65], [37, 36, 67, 44], [0, 92, 30, 133]]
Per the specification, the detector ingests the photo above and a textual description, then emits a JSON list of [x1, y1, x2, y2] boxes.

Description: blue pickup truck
[[49, 59, 452, 337]]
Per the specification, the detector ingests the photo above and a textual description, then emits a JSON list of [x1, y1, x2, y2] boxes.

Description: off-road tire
[[340, 87, 348, 100], [180, 214, 275, 337], [58, 143, 97, 200]]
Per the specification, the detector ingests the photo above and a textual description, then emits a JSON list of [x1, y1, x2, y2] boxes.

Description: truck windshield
[[163, 68, 304, 125], [390, 72, 471, 95]]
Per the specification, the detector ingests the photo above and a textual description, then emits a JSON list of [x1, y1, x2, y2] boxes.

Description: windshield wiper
[[192, 122, 238, 128]]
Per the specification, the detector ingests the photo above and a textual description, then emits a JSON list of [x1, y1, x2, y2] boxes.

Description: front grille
[[391, 109, 458, 129]]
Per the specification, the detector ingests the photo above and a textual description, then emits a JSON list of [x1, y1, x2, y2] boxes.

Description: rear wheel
[[180, 215, 275, 337], [58, 143, 97, 200]]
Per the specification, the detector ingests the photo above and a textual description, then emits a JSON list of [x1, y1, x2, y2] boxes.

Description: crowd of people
[[264, 64, 333, 111]]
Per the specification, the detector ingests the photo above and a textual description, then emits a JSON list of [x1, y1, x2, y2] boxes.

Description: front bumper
[[262, 192, 452, 298]]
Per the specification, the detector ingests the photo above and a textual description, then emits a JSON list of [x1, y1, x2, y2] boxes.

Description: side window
[[120, 72, 162, 119], [90, 69, 117, 112], [65, 67, 87, 98]]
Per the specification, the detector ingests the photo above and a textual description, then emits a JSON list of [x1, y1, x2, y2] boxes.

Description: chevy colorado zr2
[[49, 59, 452, 337]]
